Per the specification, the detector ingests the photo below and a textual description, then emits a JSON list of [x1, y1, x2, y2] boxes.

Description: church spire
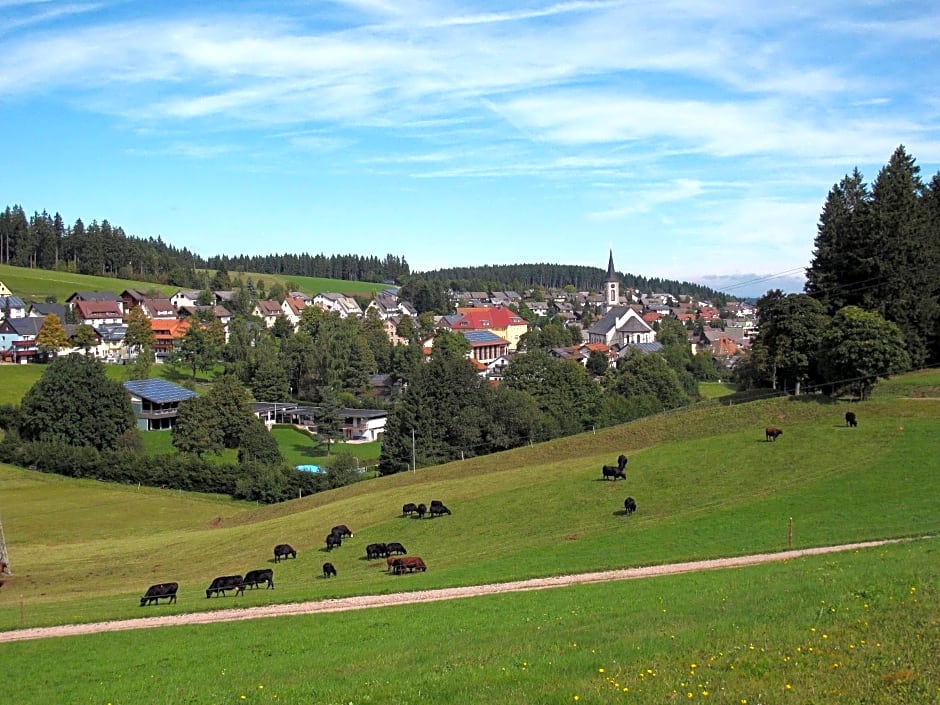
[[606, 249, 617, 282], [605, 249, 619, 309]]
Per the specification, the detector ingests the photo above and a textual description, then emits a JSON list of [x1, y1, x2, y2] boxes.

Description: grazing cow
[[845, 411, 858, 427], [402, 502, 419, 517], [273, 544, 296, 563], [322, 562, 337, 578], [390, 556, 427, 574], [386, 542, 407, 556], [330, 524, 354, 539], [366, 542, 389, 560], [602, 453, 628, 479], [429, 500, 451, 517], [416, 503, 427, 519], [205, 575, 244, 598], [765, 427, 784, 442], [242, 568, 274, 590], [325, 534, 342, 551], [624, 497, 637, 515], [140, 582, 178, 606], [602, 465, 626, 480]]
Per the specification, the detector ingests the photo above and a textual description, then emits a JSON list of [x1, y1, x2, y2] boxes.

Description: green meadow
[[0, 263, 176, 302], [0, 262, 388, 304], [0, 371, 937, 703]]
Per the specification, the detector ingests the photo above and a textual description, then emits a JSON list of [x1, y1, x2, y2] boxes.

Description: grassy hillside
[[1, 370, 937, 631], [0, 371, 936, 702], [0, 263, 176, 302], [2, 540, 935, 705], [0, 262, 389, 304]]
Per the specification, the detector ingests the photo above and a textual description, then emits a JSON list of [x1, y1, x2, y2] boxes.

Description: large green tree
[[819, 306, 910, 399], [750, 293, 830, 394], [605, 349, 689, 410], [124, 306, 155, 353], [20, 354, 135, 451]]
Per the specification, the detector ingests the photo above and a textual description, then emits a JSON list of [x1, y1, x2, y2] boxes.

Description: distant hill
[[416, 263, 728, 300]]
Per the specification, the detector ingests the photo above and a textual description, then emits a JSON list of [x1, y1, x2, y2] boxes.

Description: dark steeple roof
[[606, 250, 618, 282]]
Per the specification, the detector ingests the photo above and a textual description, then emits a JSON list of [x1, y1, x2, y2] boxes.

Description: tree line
[[415, 263, 727, 303], [0, 205, 410, 289]]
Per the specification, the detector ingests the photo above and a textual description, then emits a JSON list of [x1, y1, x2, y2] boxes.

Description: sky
[[1, 1, 938, 298]]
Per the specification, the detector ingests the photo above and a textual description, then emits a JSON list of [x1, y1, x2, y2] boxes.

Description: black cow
[[416, 503, 427, 519], [273, 544, 296, 563], [366, 542, 388, 560], [140, 582, 178, 606], [765, 427, 783, 441], [429, 500, 451, 517], [385, 542, 407, 556], [242, 568, 274, 590], [845, 411, 858, 427], [322, 562, 337, 578], [325, 534, 342, 551], [602, 453, 628, 479], [205, 575, 244, 598], [330, 524, 354, 539], [624, 497, 637, 515], [602, 465, 626, 480], [402, 502, 419, 517]]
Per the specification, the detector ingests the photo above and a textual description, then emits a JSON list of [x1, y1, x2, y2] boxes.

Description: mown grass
[[0, 263, 176, 303], [270, 425, 382, 468], [698, 381, 736, 399], [241, 271, 391, 297], [1, 539, 936, 705], [1, 372, 937, 633]]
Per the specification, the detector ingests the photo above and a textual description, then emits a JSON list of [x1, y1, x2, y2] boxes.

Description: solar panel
[[123, 379, 198, 404], [461, 330, 505, 344]]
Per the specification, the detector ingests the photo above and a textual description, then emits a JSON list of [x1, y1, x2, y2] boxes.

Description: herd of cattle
[[142, 411, 860, 607], [139, 507, 447, 606]]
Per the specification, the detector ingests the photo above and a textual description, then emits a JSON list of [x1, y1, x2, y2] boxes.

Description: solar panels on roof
[[461, 330, 506, 344], [123, 379, 198, 404]]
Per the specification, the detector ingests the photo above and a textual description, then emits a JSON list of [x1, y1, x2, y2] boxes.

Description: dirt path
[[0, 538, 915, 643]]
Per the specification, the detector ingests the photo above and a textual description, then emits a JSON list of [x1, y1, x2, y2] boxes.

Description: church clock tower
[[605, 250, 620, 309]]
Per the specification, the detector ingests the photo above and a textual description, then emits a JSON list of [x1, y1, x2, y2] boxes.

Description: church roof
[[605, 249, 618, 282]]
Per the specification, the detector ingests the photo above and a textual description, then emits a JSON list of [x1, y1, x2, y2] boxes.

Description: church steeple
[[605, 249, 619, 308]]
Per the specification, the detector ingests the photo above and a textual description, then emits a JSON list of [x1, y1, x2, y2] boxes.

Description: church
[[586, 251, 658, 349]]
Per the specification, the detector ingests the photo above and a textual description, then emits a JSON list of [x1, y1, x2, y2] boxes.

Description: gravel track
[[0, 538, 912, 644]]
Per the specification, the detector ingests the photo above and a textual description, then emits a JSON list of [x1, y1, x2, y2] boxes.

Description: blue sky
[[1, 1, 938, 297]]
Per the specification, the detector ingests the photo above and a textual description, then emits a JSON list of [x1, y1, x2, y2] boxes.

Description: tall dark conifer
[[868, 146, 933, 367]]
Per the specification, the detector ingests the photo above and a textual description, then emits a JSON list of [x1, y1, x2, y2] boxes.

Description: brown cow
[[390, 556, 427, 574], [765, 427, 783, 441]]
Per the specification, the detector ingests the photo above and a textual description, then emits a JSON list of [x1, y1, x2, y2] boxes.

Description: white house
[[313, 292, 363, 319]]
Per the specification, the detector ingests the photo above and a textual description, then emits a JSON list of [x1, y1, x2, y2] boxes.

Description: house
[[169, 289, 201, 309], [366, 291, 418, 320], [27, 302, 69, 322], [446, 306, 528, 350], [140, 297, 177, 319], [0, 316, 78, 363], [66, 291, 125, 315], [281, 296, 309, 328], [95, 324, 128, 360], [459, 330, 511, 365], [73, 299, 124, 326], [123, 379, 198, 431], [253, 300, 284, 328], [120, 289, 148, 311], [0, 296, 27, 321], [587, 306, 655, 347], [150, 318, 190, 359], [341, 408, 387, 441], [313, 292, 363, 319], [0, 281, 12, 297], [382, 316, 410, 346]]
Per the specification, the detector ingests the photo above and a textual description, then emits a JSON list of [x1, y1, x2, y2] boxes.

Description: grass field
[[0, 262, 390, 304], [698, 381, 737, 399], [0, 371, 937, 703]]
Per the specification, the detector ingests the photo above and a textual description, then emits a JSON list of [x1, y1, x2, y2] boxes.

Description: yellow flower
[[598, 668, 605, 673], [573, 696, 580, 701], [785, 684, 792, 690]]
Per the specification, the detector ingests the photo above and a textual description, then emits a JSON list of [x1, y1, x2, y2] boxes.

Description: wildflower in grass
[[573, 696, 580, 701], [785, 684, 792, 690], [598, 668, 604, 673]]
